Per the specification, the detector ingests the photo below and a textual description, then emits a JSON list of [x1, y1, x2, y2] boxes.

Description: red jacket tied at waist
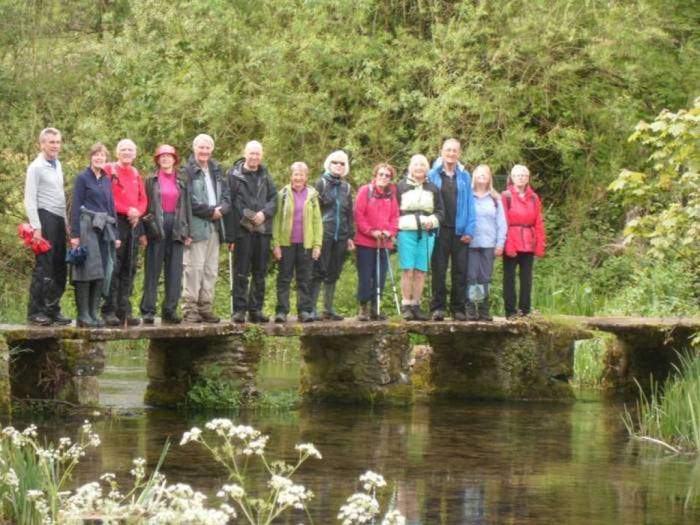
[[104, 163, 147, 217], [353, 183, 399, 249], [502, 184, 546, 258]]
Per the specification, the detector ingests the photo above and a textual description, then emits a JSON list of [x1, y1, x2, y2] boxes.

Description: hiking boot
[[322, 310, 344, 321], [183, 311, 203, 323], [300, 311, 314, 323], [231, 311, 246, 323], [103, 313, 122, 327], [162, 312, 182, 325], [453, 310, 467, 322], [200, 311, 220, 323], [370, 309, 387, 321], [411, 305, 429, 321], [358, 302, 371, 322], [274, 312, 287, 324], [125, 316, 141, 327], [27, 313, 52, 326], [249, 311, 269, 324], [401, 305, 414, 321], [431, 309, 445, 321], [142, 313, 156, 325], [51, 312, 72, 325]]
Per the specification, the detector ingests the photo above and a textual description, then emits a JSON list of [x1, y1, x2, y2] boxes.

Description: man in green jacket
[[271, 162, 322, 323]]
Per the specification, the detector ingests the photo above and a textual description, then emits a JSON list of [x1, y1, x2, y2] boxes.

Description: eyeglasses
[[330, 160, 346, 166], [376, 172, 392, 179]]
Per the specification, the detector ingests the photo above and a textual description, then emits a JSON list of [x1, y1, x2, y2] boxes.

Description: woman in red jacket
[[353, 163, 399, 320], [502, 164, 546, 319]]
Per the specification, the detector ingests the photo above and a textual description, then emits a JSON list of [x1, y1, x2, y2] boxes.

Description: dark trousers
[[467, 247, 496, 295], [27, 209, 67, 318], [312, 237, 348, 285], [276, 243, 313, 315], [102, 214, 139, 318], [356, 245, 388, 304], [503, 252, 535, 316], [430, 227, 468, 313], [140, 213, 184, 316], [233, 232, 270, 313]]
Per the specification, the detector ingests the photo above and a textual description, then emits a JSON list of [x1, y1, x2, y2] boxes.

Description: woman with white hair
[[502, 164, 546, 319], [310, 150, 355, 320], [102, 138, 148, 327], [467, 164, 507, 321], [396, 154, 444, 321]]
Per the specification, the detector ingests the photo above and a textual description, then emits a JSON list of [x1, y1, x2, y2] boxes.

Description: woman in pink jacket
[[502, 164, 546, 319], [353, 163, 399, 320]]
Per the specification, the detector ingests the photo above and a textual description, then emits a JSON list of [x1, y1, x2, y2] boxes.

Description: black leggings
[[503, 253, 534, 316]]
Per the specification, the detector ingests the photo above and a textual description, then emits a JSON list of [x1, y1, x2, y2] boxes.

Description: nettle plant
[[609, 98, 700, 263], [0, 419, 406, 524]]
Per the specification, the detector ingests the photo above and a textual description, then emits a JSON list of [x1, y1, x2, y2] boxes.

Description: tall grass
[[623, 351, 700, 453]]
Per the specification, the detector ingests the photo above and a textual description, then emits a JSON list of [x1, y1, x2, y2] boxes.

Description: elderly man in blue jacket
[[427, 138, 476, 321]]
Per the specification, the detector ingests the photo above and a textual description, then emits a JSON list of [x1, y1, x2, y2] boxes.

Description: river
[[10, 344, 700, 524]]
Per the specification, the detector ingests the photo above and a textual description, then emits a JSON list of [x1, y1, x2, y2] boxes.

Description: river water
[[11, 345, 700, 524]]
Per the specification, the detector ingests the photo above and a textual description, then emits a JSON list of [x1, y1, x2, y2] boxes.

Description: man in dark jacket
[[224, 140, 277, 323], [181, 134, 230, 323], [310, 150, 355, 320]]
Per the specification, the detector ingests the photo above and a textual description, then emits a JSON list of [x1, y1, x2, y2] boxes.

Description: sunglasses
[[330, 160, 346, 166], [376, 172, 392, 179]]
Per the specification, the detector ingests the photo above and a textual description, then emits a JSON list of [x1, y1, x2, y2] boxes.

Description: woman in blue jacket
[[467, 165, 507, 321]]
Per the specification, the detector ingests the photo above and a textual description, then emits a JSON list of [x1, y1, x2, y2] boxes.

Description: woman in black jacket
[[139, 145, 191, 324]]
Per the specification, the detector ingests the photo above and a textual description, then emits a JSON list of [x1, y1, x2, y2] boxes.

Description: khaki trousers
[[182, 226, 219, 314]]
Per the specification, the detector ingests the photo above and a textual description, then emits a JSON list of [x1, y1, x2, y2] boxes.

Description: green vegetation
[[623, 351, 700, 453], [0, 0, 697, 322]]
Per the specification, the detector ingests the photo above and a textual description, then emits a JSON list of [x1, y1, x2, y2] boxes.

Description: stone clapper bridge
[[0, 316, 698, 411]]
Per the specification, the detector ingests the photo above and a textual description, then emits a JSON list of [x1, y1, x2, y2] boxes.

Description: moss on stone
[[0, 335, 10, 414]]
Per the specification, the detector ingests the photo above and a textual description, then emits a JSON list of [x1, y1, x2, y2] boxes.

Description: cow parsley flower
[[295, 442, 322, 459]]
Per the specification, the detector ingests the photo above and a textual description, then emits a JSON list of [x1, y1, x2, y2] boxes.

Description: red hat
[[153, 144, 179, 165]]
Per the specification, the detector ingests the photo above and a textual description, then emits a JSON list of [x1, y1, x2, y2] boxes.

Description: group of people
[[23, 129, 546, 328]]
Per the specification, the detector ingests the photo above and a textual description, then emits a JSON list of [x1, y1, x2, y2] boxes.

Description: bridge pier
[[145, 333, 263, 407], [418, 320, 588, 400], [299, 326, 413, 404], [9, 336, 105, 407]]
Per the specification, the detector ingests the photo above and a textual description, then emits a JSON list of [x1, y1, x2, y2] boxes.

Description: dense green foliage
[[0, 0, 698, 320]]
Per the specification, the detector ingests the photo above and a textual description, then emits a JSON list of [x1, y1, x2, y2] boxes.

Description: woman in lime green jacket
[[271, 162, 323, 323]]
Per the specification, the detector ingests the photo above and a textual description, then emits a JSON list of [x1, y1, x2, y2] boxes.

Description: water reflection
[[5, 348, 700, 524]]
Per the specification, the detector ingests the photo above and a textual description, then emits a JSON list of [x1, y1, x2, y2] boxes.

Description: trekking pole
[[228, 248, 234, 317], [384, 242, 401, 316], [376, 237, 381, 319]]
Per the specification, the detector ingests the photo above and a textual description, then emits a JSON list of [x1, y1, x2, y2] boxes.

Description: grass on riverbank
[[623, 351, 700, 453]]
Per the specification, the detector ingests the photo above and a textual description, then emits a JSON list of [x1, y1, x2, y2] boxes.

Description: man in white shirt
[[24, 127, 70, 325]]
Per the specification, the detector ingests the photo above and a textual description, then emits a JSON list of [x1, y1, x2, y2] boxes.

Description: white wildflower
[[269, 475, 293, 491], [180, 427, 203, 446], [130, 457, 146, 478], [219, 503, 237, 517], [22, 424, 38, 438], [338, 492, 380, 524], [243, 435, 268, 455], [295, 442, 322, 459], [277, 482, 313, 510], [27, 489, 45, 501], [3, 468, 19, 488], [217, 483, 245, 500], [381, 509, 407, 525], [100, 472, 116, 482], [359, 470, 386, 491], [205, 418, 235, 436]]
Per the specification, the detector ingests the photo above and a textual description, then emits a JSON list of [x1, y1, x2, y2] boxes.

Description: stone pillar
[[423, 321, 588, 400], [145, 333, 263, 408], [299, 328, 413, 404], [9, 338, 105, 406], [0, 335, 10, 414], [603, 328, 694, 394]]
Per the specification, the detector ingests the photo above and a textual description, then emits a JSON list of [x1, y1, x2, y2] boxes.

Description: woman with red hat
[[139, 145, 191, 324]]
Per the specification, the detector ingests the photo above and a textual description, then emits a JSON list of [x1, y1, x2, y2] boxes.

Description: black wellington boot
[[478, 296, 493, 322], [89, 280, 105, 327], [75, 282, 96, 328], [466, 301, 479, 321]]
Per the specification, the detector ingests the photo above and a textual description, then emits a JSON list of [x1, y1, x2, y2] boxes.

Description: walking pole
[[384, 242, 401, 316], [228, 248, 234, 317], [375, 237, 381, 319]]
